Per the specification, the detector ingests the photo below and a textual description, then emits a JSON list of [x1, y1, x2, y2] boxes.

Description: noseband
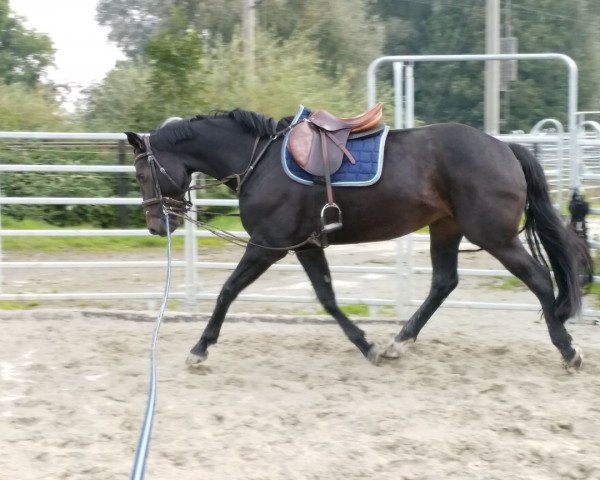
[[134, 136, 192, 216]]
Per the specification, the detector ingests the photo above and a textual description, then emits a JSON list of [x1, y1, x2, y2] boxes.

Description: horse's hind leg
[[383, 219, 462, 358], [187, 244, 287, 365], [486, 238, 582, 368], [295, 247, 378, 364]]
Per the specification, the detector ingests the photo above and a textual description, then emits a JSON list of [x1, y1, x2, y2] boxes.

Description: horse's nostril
[[148, 228, 158, 235]]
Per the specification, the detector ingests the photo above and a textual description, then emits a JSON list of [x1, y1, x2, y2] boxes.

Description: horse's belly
[[329, 200, 444, 244]]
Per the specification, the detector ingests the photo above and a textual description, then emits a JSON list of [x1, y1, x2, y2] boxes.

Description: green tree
[[97, 0, 384, 91], [0, 81, 125, 228], [83, 29, 365, 131], [0, 83, 67, 130], [507, 0, 600, 130], [199, 30, 365, 119], [370, 0, 600, 131], [412, 1, 486, 127], [0, 82, 118, 227], [369, 0, 433, 56], [88, 6, 208, 130], [0, 0, 54, 86], [260, 0, 384, 85], [95, 0, 167, 58], [79, 61, 151, 132], [143, 6, 205, 123], [96, 0, 240, 58]]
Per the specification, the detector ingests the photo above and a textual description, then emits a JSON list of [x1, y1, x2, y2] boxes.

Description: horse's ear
[[125, 132, 145, 151]]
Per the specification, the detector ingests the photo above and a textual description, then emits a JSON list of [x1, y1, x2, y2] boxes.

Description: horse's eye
[[136, 173, 145, 181]]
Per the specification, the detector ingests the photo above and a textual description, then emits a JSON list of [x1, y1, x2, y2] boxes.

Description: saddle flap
[[288, 122, 344, 176], [287, 121, 314, 168]]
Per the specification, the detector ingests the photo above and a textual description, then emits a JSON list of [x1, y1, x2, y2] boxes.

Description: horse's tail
[[508, 142, 593, 322]]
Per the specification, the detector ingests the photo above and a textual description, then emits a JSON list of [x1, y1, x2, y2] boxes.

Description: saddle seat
[[308, 102, 384, 134]]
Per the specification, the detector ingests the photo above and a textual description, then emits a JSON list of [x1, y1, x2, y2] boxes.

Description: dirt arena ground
[[1, 240, 600, 479], [1, 310, 600, 480]]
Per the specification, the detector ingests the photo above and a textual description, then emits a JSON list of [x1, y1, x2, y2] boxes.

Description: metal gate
[[366, 53, 598, 319]]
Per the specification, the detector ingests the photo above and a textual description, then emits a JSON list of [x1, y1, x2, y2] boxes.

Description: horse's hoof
[[186, 351, 208, 366], [367, 344, 381, 365], [381, 339, 413, 359], [563, 346, 583, 370]]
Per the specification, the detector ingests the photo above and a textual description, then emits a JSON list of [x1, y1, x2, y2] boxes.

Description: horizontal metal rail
[[0, 165, 133, 173], [0, 197, 239, 206], [0, 132, 126, 140], [0, 289, 596, 317], [0, 229, 244, 237], [0, 291, 392, 307]]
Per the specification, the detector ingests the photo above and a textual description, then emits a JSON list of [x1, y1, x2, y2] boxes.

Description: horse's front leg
[[295, 247, 379, 364], [186, 244, 286, 365]]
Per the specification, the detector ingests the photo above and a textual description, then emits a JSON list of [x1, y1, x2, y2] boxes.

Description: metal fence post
[[404, 62, 415, 128], [117, 140, 129, 228], [393, 62, 404, 129], [184, 174, 198, 312], [391, 66, 414, 318]]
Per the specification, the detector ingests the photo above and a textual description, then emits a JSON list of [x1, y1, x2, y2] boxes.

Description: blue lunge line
[[130, 213, 173, 480]]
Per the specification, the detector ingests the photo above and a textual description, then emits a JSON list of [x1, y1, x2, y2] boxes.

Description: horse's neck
[[188, 124, 256, 180]]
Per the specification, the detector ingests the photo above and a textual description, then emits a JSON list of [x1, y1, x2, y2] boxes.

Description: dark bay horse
[[126, 109, 591, 368]]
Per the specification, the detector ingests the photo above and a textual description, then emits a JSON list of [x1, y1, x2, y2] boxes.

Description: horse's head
[[125, 132, 192, 236]]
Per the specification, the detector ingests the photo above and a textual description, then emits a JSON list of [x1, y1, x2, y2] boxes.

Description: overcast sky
[[11, 0, 125, 102]]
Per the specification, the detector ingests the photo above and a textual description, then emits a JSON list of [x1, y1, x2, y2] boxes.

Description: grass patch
[[481, 276, 526, 291], [203, 214, 243, 230], [0, 300, 40, 310], [586, 283, 600, 305], [197, 214, 245, 247], [0, 218, 182, 252], [0, 216, 246, 252], [340, 304, 371, 316], [585, 249, 600, 305], [317, 303, 396, 317]]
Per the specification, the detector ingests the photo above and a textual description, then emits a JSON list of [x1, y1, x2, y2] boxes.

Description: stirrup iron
[[321, 202, 343, 233]]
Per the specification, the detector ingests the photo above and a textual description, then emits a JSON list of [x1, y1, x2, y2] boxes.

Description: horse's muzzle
[[146, 215, 181, 236]]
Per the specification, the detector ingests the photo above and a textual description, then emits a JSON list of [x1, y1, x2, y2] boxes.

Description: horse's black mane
[[152, 118, 195, 146], [220, 109, 278, 137], [152, 109, 279, 147]]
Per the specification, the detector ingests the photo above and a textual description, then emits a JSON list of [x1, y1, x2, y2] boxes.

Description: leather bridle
[[134, 135, 192, 217]]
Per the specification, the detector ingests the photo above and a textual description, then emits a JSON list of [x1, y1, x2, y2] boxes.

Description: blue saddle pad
[[281, 105, 389, 186]]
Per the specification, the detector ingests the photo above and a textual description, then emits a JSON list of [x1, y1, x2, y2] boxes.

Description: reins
[[174, 210, 321, 251]]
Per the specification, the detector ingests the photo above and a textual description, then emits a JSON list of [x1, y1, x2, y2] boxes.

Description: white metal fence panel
[[0, 130, 598, 318]]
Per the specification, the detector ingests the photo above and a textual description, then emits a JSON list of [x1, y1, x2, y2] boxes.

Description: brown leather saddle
[[287, 103, 384, 234], [288, 102, 384, 176]]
